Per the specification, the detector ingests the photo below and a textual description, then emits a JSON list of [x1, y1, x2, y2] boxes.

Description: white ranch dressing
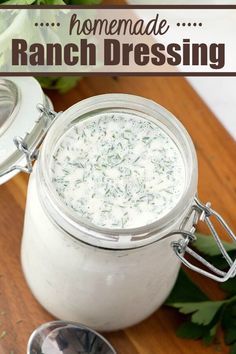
[[22, 94, 198, 331], [50, 111, 186, 229]]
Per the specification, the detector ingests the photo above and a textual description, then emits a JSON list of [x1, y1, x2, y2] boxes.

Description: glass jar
[[1, 78, 236, 332]]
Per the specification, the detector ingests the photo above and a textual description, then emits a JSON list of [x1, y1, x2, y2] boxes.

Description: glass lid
[[0, 77, 51, 185], [0, 79, 19, 136]]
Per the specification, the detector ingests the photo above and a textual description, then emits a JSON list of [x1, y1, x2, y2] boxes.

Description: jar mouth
[[38, 94, 198, 249]]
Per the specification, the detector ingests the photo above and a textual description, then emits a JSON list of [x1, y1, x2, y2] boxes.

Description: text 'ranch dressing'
[[50, 111, 186, 229]]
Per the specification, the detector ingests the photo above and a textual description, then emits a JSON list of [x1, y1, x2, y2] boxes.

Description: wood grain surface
[[0, 76, 235, 354]]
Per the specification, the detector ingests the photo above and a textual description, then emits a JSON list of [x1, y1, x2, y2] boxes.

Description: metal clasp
[[171, 197, 236, 282], [11, 136, 38, 174], [0, 104, 58, 178]]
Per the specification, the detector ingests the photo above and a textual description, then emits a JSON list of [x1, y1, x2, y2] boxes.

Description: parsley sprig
[[166, 234, 236, 353]]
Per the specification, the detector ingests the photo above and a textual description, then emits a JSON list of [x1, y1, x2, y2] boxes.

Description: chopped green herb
[[51, 112, 185, 229]]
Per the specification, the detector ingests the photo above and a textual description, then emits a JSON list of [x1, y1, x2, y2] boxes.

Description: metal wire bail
[[0, 135, 37, 178], [0, 104, 59, 179], [171, 197, 236, 282], [13, 136, 37, 174], [37, 103, 57, 125]]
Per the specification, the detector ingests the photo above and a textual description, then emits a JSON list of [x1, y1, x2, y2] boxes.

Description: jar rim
[[38, 94, 198, 249]]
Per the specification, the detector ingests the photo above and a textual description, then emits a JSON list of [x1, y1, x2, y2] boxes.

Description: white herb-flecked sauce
[[50, 111, 186, 229]]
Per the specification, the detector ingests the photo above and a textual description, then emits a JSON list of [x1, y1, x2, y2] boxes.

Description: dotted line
[[35, 22, 60, 27], [177, 22, 202, 27]]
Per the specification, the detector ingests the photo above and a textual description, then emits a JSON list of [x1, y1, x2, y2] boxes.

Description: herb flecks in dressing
[[51, 112, 185, 229]]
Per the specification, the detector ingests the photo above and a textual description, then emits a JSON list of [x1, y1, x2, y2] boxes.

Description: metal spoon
[[27, 321, 117, 354]]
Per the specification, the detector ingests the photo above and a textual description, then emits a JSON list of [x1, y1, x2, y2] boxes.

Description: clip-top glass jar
[[1, 77, 236, 332]]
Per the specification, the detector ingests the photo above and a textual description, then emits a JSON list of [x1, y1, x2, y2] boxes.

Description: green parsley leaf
[[40, 0, 66, 4], [230, 342, 236, 354], [224, 327, 236, 345], [170, 300, 224, 326], [67, 0, 102, 4], [221, 278, 236, 296], [222, 302, 236, 344], [166, 269, 208, 304], [202, 324, 218, 345], [175, 320, 218, 345], [176, 321, 208, 339], [37, 76, 81, 93], [194, 233, 236, 257]]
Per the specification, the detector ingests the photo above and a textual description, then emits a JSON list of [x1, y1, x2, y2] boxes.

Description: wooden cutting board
[[0, 75, 235, 354]]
